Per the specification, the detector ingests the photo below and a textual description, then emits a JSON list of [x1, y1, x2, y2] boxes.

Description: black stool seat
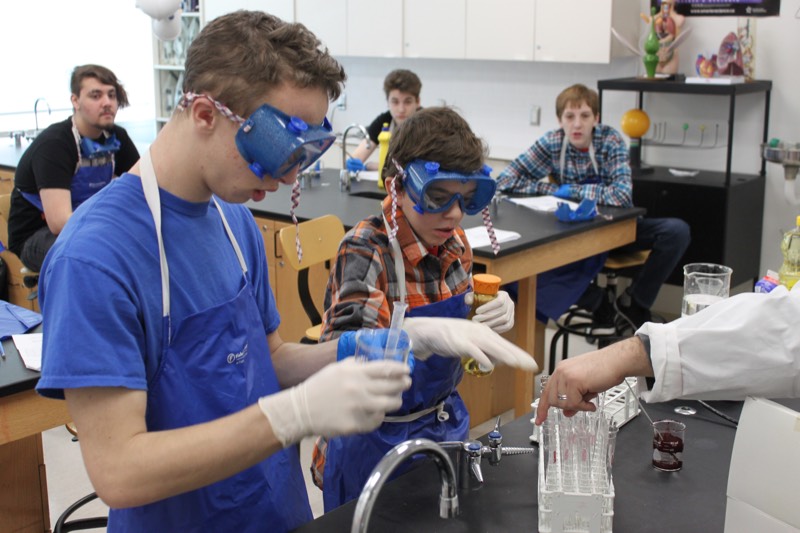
[[54, 492, 108, 532]]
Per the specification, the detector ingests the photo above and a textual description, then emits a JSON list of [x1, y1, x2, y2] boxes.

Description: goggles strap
[[388, 159, 407, 243], [290, 180, 303, 262], [481, 206, 500, 256], [178, 92, 246, 127]]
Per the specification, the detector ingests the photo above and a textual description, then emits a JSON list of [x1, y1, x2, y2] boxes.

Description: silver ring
[[557, 394, 568, 401]]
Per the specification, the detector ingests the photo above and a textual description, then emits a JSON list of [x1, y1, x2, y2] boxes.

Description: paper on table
[[355, 170, 380, 182], [507, 195, 579, 212], [464, 226, 521, 249], [13, 332, 43, 372]]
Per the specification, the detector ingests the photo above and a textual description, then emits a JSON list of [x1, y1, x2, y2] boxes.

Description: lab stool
[[548, 250, 650, 374], [53, 492, 107, 532]]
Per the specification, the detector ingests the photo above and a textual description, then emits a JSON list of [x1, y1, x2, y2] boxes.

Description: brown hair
[[70, 65, 129, 108], [555, 84, 599, 119], [383, 69, 422, 100], [383, 107, 488, 188], [183, 10, 346, 116]]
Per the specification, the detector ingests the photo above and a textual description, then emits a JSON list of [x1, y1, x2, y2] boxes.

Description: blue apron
[[322, 231, 472, 511], [107, 151, 311, 533], [534, 139, 607, 322], [20, 119, 115, 211]]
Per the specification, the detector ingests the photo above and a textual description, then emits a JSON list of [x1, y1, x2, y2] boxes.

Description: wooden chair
[[0, 193, 38, 310], [548, 250, 651, 373], [278, 215, 345, 343]]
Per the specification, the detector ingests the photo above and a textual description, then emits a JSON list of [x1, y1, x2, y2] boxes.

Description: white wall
[[0, 1, 154, 132], [329, 1, 800, 315]]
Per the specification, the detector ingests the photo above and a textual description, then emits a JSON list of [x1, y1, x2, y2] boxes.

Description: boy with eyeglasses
[[314, 106, 538, 511]]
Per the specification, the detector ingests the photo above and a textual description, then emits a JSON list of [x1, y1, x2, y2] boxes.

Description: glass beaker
[[681, 263, 732, 317], [652, 420, 685, 472]]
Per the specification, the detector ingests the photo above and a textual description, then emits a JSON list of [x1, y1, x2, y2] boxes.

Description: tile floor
[[42, 324, 597, 528]]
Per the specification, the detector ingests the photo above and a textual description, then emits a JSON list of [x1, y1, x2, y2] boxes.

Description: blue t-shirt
[[36, 173, 279, 399]]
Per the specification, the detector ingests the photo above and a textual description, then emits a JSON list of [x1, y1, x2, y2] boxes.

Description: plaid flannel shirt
[[496, 124, 633, 207], [319, 197, 473, 341]]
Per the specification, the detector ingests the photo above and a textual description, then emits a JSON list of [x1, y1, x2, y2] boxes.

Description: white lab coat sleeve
[[637, 284, 800, 403]]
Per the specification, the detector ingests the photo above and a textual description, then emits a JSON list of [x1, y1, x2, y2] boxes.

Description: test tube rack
[[537, 412, 616, 533], [530, 378, 640, 444]]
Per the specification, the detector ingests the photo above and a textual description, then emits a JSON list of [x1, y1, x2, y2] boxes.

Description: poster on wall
[[650, 0, 781, 17]]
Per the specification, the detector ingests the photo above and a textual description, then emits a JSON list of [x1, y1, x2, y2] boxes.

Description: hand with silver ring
[[557, 393, 568, 401]]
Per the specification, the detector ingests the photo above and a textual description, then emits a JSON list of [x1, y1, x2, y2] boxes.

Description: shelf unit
[[597, 77, 772, 287], [153, 5, 204, 129]]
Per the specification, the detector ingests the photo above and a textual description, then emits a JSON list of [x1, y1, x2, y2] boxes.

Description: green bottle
[[643, 7, 660, 78]]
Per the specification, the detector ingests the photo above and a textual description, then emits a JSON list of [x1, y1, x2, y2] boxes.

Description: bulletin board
[[650, 0, 781, 16]]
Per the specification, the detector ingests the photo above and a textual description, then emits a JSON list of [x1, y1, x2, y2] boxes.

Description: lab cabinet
[[204, 0, 294, 24], [534, 0, 637, 64], [254, 216, 333, 343], [597, 77, 772, 287], [404, 0, 466, 59], [466, 0, 535, 61], [346, 0, 403, 58], [295, 0, 347, 56], [152, 7, 203, 129]]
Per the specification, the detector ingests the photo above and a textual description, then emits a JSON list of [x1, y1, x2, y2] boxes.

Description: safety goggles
[[181, 93, 335, 179], [80, 134, 121, 159], [403, 160, 497, 215]]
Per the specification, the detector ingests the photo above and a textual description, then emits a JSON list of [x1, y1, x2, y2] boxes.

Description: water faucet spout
[[351, 438, 459, 533], [34, 97, 52, 133], [339, 123, 369, 192]]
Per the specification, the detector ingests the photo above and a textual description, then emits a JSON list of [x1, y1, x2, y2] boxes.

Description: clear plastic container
[[779, 215, 800, 290]]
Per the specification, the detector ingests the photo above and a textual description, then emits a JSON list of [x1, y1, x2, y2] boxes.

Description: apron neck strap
[[559, 133, 598, 183]]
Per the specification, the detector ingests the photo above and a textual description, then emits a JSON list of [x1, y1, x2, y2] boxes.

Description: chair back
[[278, 214, 345, 271], [278, 215, 345, 340]]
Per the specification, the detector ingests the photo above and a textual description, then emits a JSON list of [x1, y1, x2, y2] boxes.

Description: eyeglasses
[[180, 92, 335, 179], [403, 160, 497, 215]]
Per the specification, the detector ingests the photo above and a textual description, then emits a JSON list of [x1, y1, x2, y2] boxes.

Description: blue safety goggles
[[80, 134, 121, 159], [235, 103, 335, 180], [403, 160, 497, 215]]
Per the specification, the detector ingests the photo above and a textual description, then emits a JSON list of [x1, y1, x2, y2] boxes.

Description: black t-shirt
[[8, 117, 139, 256]]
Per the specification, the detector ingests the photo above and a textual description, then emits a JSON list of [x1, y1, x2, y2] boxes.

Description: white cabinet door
[[466, 0, 535, 61], [296, 0, 347, 56], [346, 0, 402, 57], [403, 0, 466, 59], [534, 0, 613, 63], [205, 0, 295, 24]]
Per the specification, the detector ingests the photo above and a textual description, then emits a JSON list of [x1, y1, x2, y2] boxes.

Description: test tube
[[385, 301, 408, 363]]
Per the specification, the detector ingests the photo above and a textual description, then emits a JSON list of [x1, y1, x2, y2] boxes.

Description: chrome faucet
[[34, 97, 51, 134], [440, 417, 536, 491], [340, 123, 369, 192], [351, 438, 459, 533]]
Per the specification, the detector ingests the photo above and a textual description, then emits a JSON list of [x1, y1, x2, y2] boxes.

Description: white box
[[724, 397, 800, 532]]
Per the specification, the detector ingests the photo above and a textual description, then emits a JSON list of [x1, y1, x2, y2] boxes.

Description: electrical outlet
[[529, 105, 541, 126], [336, 92, 347, 111]]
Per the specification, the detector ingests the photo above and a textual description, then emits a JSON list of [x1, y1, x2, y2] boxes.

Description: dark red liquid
[[652, 431, 683, 471]]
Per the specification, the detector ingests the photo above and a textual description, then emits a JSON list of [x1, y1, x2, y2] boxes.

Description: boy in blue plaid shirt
[[498, 84, 690, 330]]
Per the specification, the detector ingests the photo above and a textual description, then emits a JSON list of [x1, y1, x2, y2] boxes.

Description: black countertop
[[293, 398, 800, 533], [0, 327, 42, 397], [247, 170, 645, 260]]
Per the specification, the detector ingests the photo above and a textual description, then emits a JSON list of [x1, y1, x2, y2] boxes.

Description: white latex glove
[[464, 290, 515, 333], [403, 317, 538, 373], [258, 358, 411, 447]]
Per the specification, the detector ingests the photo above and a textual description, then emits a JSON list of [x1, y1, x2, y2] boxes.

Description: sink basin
[[349, 190, 387, 201]]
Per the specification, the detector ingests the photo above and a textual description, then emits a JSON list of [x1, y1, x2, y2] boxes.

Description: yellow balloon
[[620, 109, 651, 138]]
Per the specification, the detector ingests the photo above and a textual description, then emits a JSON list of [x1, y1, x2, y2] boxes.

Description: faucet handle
[[464, 441, 484, 485]]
